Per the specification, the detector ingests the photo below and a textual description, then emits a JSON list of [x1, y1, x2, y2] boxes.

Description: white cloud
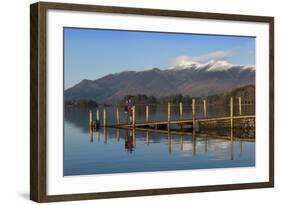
[[172, 50, 254, 71], [174, 50, 232, 66]]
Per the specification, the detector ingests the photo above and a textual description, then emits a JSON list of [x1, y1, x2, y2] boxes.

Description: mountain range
[[64, 60, 255, 103]]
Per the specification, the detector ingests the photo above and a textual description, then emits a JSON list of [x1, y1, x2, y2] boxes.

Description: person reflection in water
[[125, 130, 134, 153]]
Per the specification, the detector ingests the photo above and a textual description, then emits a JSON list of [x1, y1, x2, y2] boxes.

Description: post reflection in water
[[204, 135, 208, 153], [180, 136, 183, 151], [97, 130, 100, 143], [230, 129, 234, 160], [146, 131, 150, 145], [90, 129, 93, 143], [239, 140, 243, 159], [132, 129, 136, 148], [116, 128, 120, 141], [168, 133, 172, 153], [104, 128, 107, 144], [193, 131, 196, 156], [89, 126, 94, 143]]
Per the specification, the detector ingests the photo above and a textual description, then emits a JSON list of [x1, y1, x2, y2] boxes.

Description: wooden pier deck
[[110, 115, 255, 129]]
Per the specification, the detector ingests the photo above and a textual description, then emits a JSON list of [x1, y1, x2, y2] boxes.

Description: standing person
[[127, 99, 133, 123], [124, 100, 129, 114]]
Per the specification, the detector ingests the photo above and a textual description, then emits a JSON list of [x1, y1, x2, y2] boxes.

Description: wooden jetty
[[90, 96, 255, 135]]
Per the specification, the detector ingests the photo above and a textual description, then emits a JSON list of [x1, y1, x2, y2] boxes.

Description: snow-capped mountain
[[65, 60, 255, 102]]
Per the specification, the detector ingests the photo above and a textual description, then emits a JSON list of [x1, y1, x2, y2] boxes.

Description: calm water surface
[[64, 106, 255, 176]]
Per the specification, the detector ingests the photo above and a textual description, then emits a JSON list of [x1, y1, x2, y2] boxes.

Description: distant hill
[[206, 84, 255, 105], [64, 60, 255, 103]]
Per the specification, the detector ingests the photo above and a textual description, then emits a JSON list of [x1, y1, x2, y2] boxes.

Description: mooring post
[[179, 102, 183, 119], [238, 96, 242, 115], [230, 96, 233, 129], [203, 99, 207, 117], [96, 109, 100, 121], [89, 110, 93, 127], [167, 102, 171, 131], [103, 108, 107, 127], [132, 106, 136, 127], [145, 105, 149, 122], [192, 99, 196, 130], [116, 107, 120, 125]]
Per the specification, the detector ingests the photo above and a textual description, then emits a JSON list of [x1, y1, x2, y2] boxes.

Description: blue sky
[[64, 27, 255, 89]]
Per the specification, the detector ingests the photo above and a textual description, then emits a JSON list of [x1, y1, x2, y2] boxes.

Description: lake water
[[63, 105, 255, 176]]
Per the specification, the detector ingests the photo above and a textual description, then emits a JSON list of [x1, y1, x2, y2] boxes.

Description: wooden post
[[103, 108, 106, 127], [230, 96, 233, 129], [89, 110, 93, 127], [145, 105, 149, 122], [179, 102, 183, 129], [179, 102, 183, 120], [203, 99, 207, 117], [238, 96, 242, 115], [132, 106, 135, 127], [167, 102, 171, 131], [96, 109, 100, 121], [192, 99, 196, 130], [116, 107, 120, 125]]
